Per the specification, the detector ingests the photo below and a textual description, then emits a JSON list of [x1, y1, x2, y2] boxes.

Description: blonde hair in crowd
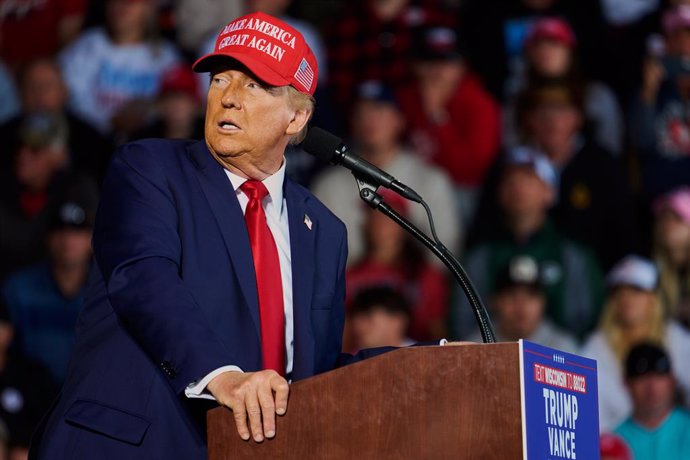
[[286, 86, 315, 145], [599, 293, 666, 363], [654, 243, 690, 320]]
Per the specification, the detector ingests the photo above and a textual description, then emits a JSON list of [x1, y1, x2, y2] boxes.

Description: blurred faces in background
[[524, 18, 577, 78], [615, 343, 690, 460], [19, 60, 68, 114], [351, 83, 405, 159], [106, 0, 157, 44], [581, 255, 690, 431], [497, 147, 557, 241], [349, 287, 413, 350], [485, 255, 577, 352], [625, 347, 677, 428], [519, 83, 584, 166]]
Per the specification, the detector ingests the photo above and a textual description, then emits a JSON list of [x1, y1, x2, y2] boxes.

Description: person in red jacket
[[345, 189, 449, 347], [397, 26, 501, 207]]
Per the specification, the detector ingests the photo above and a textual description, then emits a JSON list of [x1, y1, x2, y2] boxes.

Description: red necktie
[[240, 180, 286, 375]]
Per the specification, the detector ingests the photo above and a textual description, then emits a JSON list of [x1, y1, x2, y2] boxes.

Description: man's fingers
[[258, 383, 276, 439], [271, 375, 290, 416], [244, 391, 264, 442], [231, 399, 250, 441]]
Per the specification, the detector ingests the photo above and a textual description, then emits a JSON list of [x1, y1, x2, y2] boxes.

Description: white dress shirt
[[186, 160, 294, 399]]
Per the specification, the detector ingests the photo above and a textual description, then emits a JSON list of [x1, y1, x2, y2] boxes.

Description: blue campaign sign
[[519, 340, 600, 460]]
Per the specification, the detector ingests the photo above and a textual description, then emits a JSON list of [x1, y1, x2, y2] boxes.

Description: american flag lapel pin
[[303, 214, 313, 230]]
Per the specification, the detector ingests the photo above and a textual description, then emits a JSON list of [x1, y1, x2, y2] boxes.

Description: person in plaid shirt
[[327, 0, 455, 110]]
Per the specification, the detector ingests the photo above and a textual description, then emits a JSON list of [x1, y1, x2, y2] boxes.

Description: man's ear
[[285, 108, 312, 136]]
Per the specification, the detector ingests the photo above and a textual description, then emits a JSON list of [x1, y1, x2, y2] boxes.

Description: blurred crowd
[[1, 0, 690, 458]]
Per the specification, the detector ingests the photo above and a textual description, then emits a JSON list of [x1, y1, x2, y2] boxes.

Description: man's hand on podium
[[207, 370, 290, 443]]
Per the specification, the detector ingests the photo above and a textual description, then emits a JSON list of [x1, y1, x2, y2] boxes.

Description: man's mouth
[[218, 120, 241, 131]]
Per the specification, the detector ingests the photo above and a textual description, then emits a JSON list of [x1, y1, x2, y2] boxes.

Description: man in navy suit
[[31, 11, 386, 459]]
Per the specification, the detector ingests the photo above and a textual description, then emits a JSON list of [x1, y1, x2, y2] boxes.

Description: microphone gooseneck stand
[[355, 176, 497, 344]]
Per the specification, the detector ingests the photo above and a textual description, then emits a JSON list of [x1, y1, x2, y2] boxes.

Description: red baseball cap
[[525, 17, 577, 49], [159, 65, 200, 101], [193, 11, 318, 95], [599, 434, 632, 460]]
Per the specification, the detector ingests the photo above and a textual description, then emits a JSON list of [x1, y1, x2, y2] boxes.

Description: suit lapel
[[285, 180, 316, 380], [188, 142, 260, 337]]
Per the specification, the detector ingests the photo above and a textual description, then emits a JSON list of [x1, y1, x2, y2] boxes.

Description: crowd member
[[467, 255, 577, 352], [131, 65, 204, 141], [0, 60, 19, 124], [581, 255, 690, 432], [615, 343, 690, 459], [631, 4, 690, 199], [58, 0, 180, 135], [346, 190, 449, 343], [312, 80, 460, 264], [0, 58, 113, 181], [599, 433, 633, 460], [503, 17, 624, 156], [2, 188, 97, 384], [397, 25, 501, 220], [458, 147, 603, 339], [653, 187, 690, 327], [0, 0, 87, 70], [327, 0, 455, 110], [0, 300, 57, 459], [348, 287, 414, 350], [0, 113, 98, 278], [459, 0, 607, 101], [473, 80, 639, 270]]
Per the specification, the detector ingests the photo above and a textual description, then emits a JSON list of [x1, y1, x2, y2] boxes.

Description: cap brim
[[192, 52, 290, 87]]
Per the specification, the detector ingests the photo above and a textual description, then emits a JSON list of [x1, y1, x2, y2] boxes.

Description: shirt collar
[[224, 159, 286, 212]]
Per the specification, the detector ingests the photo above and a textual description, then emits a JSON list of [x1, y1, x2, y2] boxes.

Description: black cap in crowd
[[625, 343, 672, 379], [493, 255, 544, 294], [350, 286, 412, 320]]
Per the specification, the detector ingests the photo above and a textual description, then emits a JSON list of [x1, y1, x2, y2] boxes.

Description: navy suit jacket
[[32, 139, 383, 459]]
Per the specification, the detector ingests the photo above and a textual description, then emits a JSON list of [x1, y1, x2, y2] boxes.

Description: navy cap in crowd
[[355, 80, 399, 108], [414, 26, 464, 61], [625, 343, 672, 379]]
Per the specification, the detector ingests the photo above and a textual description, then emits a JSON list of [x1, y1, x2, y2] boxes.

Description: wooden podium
[[207, 343, 524, 459]]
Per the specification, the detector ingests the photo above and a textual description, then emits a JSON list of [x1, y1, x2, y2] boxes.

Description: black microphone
[[302, 127, 422, 203]]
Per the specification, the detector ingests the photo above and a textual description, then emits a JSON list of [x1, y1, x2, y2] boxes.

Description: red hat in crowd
[[159, 65, 200, 101], [525, 17, 577, 49], [599, 433, 632, 460], [193, 11, 318, 95]]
